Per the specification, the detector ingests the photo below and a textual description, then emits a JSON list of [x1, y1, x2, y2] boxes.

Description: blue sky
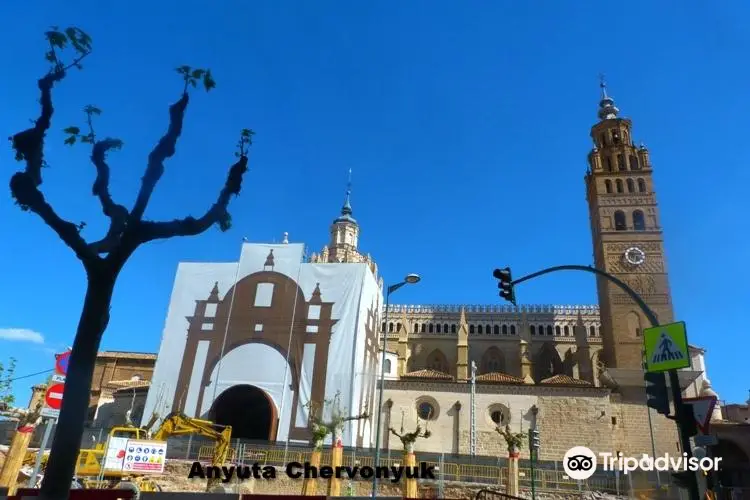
[[1, 1, 747, 406]]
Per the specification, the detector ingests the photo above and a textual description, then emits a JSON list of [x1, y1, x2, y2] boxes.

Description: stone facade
[[87, 351, 156, 424]]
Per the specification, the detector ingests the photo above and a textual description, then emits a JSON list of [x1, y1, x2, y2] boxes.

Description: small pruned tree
[[389, 412, 431, 454], [496, 424, 526, 455], [305, 391, 370, 450], [8, 27, 253, 500], [0, 358, 17, 410]]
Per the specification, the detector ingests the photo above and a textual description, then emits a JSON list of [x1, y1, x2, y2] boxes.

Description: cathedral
[[143, 83, 719, 464]]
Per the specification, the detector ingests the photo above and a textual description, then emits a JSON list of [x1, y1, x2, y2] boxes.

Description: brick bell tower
[[585, 78, 674, 370]]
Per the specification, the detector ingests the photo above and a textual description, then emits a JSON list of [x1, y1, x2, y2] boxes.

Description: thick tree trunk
[[38, 272, 116, 500]]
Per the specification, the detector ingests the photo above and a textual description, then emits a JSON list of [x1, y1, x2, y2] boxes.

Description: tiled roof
[[401, 369, 453, 380], [475, 372, 526, 384], [98, 351, 157, 360], [540, 374, 592, 386]]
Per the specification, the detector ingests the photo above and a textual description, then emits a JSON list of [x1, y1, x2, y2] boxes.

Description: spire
[[597, 74, 619, 121], [334, 168, 357, 224]]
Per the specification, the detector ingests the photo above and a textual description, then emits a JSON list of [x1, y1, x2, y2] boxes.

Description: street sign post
[[684, 396, 717, 435], [643, 321, 691, 372]]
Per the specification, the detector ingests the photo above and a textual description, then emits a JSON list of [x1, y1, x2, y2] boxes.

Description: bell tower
[[585, 79, 674, 370]]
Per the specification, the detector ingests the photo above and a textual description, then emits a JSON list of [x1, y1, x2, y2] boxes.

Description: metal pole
[[470, 361, 477, 457], [371, 288, 392, 499], [645, 404, 662, 487], [530, 409, 538, 500], [211, 237, 247, 406], [511, 264, 698, 500], [28, 418, 53, 487]]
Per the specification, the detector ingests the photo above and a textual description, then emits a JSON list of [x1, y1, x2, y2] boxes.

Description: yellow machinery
[[70, 411, 232, 494]]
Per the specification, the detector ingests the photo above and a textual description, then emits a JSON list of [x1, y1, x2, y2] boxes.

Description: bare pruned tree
[[8, 27, 253, 500]]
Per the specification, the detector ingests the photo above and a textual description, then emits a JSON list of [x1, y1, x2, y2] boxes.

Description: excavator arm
[[150, 412, 233, 491]]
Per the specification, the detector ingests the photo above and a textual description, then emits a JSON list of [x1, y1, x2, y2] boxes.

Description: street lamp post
[[371, 273, 421, 499]]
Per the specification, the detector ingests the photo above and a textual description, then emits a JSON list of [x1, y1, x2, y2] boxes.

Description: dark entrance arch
[[714, 439, 750, 488], [210, 385, 278, 441]]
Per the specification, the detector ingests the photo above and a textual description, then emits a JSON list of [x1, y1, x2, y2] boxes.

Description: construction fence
[[2, 424, 670, 496]]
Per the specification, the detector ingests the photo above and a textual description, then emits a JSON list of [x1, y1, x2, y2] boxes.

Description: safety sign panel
[[122, 440, 167, 474], [103, 436, 130, 471], [643, 321, 691, 372]]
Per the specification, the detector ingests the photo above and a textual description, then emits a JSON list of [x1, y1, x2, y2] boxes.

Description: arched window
[[633, 210, 646, 231], [486, 324, 492, 334], [443, 323, 449, 333], [547, 325, 553, 336], [510, 325, 516, 335], [436, 323, 441, 333], [479, 325, 485, 334], [638, 178, 646, 192], [388, 322, 394, 332], [617, 154, 626, 171], [614, 211, 627, 231], [469, 325, 475, 334], [396, 322, 401, 332], [616, 179, 624, 193], [421, 323, 426, 333], [426, 349, 449, 372], [481, 347, 505, 374], [451, 324, 457, 334], [555, 326, 561, 336], [413, 323, 420, 333], [627, 312, 642, 337], [384, 359, 392, 374], [428, 323, 434, 333], [630, 154, 640, 170], [589, 326, 596, 337], [627, 178, 635, 193], [502, 325, 508, 335], [605, 157, 613, 172], [530, 325, 536, 336], [382, 322, 386, 332], [605, 180, 612, 193], [494, 325, 500, 335], [564, 326, 570, 336]]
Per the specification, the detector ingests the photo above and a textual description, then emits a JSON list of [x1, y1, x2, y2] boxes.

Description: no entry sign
[[45, 383, 64, 410], [55, 351, 71, 376]]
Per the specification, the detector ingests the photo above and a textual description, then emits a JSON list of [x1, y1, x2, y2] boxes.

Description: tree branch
[[129, 93, 189, 222], [137, 155, 249, 243], [9, 71, 97, 262], [87, 139, 128, 254]]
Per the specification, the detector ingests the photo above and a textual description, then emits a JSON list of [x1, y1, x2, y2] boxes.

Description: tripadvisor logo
[[563, 446, 597, 480]]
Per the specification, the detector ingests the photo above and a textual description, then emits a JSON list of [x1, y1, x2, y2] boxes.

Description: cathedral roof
[[401, 369, 453, 380], [475, 372, 525, 384], [539, 374, 593, 387]]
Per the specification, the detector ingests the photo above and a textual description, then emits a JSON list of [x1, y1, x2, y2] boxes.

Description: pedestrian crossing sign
[[643, 321, 691, 372]]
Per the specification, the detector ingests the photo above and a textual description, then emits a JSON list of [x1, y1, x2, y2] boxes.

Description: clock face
[[624, 247, 646, 266]]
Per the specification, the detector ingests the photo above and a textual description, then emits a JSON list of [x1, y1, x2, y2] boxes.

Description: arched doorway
[[210, 385, 278, 441], [714, 439, 750, 488]]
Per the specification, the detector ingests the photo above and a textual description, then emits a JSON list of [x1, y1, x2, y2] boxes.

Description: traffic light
[[644, 371, 670, 416], [529, 429, 540, 450], [679, 404, 698, 438], [493, 267, 516, 306]]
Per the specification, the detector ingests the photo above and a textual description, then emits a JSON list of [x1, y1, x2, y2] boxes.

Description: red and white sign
[[45, 383, 64, 410], [684, 396, 717, 434]]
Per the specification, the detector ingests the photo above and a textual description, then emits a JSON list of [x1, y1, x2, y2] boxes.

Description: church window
[[547, 325, 553, 336], [384, 359, 392, 374], [617, 154, 626, 171], [396, 322, 401, 332], [633, 210, 646, 231], [555, 326, 561, 336], [630, 154, 640, 170], [530, 325, 536, 336], [510, 325, 516, 335], [428, 323, 434, 333], [638, 178, 647, 192], [627, 178, 635, 193], [388, 322, 394, 333], [477, 325, 483, 334], [421, 324, 426, 333], [381, 322, 386, 332], [413, 323, 420, 334], [502, 325, 508, 335], [469, 325, 475, 334], [436, 323, 441, 333], [494, 325, 500, 335], [451, 324, 457, 334], [614, 211, 627, 231], [605, 180, 612, 193], [564, 326, 570, 336], [626, 312, 642, 338], [605, 157, 613, 172], [615, 179, 624, 193], [589, 326, 596, 337], [416, 400, 437, 420], [443, 323, 449, 333], [426, 350, 448, 372], [491, 410, 504, 424], [486, 324, 492, 334]]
